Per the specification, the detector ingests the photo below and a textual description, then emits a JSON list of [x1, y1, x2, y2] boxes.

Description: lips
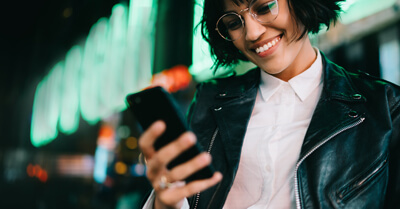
[[252, 34, 283, 54]]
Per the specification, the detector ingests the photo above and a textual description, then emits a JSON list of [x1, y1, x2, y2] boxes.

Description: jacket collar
[[209, 69, 259, 168], [319, 52, 366, 102], [213, 52, 366, 102], [213, 68, 260, 99], [299, 52, 367, 159], [210, 52, 367, 166]]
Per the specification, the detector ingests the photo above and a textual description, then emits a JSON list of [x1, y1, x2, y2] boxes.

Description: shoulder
[[325, 56, 400, 112], [187, 67, 259, 119], [352, 70, 400, 112], [196, 67, 260, 96]]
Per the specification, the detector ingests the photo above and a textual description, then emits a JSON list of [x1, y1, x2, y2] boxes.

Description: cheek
[[232, 41, 244, 52], [287, 16, 306, 41], [274, 9, 302, 40]]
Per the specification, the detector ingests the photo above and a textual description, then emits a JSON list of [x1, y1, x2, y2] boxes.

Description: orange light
[[27, 164, 48, 182], [125, 137, 138, 150], [37, 170, 48, 183], [34, 165, 41, 176], [98, 125, 114, 138], [114, 161, 127, 175], [27, 164, 35, 177], [97, 124, 116, 150], [150, 65, 192, 93]]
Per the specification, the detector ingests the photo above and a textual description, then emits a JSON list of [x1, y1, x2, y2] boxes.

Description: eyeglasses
[[215, 0, 279, 41]]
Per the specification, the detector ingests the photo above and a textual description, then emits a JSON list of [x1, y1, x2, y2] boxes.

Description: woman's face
[[222, 0, 316, 81]]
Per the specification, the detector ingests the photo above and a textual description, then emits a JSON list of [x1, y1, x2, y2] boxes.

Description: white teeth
[[255, 36, 281, 54]]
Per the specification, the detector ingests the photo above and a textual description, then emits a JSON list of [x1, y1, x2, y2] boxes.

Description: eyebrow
[[224, 0, 251, 13], [231, 0, 251, 6]]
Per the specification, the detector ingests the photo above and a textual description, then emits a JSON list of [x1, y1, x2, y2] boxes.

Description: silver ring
[[158, 176, 185, 190], [159, 175, 173, 189]]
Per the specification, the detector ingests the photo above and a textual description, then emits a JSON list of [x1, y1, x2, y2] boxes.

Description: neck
[[274, 37, 316, 82]]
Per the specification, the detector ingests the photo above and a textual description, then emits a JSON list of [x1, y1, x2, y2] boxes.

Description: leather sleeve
[[385, 98, 400, 208], [186, 83, 202, 125]]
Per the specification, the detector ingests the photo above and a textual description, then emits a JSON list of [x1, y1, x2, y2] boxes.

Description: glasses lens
[[216, 13, 244, 41], [250, 0, 279, 23]]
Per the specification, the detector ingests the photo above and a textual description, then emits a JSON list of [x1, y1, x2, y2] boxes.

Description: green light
[[31, 81, 47, 147], [122, 0, 158, 98], [190, 0, 255, 82], [31, 2, 159, 147], [59, 46, 82, 134], [190, 0, 231, 82], [340, 0, 396, 24], [31, 63, 63, 147], [101, 4, 128, 112], [80, 18, 109, 125]]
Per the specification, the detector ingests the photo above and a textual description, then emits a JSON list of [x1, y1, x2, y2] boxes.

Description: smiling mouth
[[255, 35, 282, 54]]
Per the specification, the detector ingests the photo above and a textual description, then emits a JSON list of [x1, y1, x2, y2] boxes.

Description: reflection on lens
[[250, 0, 279, 23]]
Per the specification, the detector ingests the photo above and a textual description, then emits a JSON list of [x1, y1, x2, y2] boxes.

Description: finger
[[154, 194, 186, 209], [167, 152, 211, 182], [179, 172, 223, 197], [153, 132, 197, 167], [145, 132, 196, 180], [139, 120, 166, 158], [157, 172, 223, 205]]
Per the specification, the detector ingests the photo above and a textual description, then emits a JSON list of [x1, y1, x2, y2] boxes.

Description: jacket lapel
[[211, 70, 259, 168], [300, 54, 367, 159]]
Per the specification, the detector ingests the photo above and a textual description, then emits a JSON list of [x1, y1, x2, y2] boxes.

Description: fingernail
[[215, 172, 223, 180], [201, 153, 212, 162], [186, 132, 196, 143]]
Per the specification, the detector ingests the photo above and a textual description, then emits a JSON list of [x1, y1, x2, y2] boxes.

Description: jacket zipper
[[294, 117, 365, 209], [337, 158, 387, 202], [193, 127, 219, 209], [356, 159, 386, 187]]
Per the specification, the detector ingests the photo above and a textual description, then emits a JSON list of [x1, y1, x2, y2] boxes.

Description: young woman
[[140, 0, 400, 208]]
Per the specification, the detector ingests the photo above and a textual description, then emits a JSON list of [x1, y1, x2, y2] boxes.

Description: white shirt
[[143, 49, 323, 209], [224, 49, 323, 209]]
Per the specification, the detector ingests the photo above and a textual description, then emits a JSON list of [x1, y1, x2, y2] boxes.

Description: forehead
[[228, 0, 251, 7], [231, 0, 250, 5], [223, 0, 250, 11]]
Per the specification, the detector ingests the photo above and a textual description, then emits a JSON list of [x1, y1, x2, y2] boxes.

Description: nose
[[243, 14, 266, 41]]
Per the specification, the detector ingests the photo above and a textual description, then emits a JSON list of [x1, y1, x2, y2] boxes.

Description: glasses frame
[[215, 0, 279, 41]]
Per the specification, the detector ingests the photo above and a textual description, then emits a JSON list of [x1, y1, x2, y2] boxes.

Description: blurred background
[[0, 0, 399, 208]]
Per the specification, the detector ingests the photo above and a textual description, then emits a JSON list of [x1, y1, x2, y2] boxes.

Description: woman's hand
[[139, 121, 223, 209]]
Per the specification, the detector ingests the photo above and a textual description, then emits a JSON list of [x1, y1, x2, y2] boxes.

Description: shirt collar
[[259, 48, 323, 102]]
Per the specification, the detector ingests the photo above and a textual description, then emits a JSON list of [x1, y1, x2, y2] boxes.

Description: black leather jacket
[[186, 54, 400, 209]]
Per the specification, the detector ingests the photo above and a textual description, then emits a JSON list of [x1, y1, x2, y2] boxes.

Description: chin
[[254, 60, 284, 75], [261, 68, 285, 75]]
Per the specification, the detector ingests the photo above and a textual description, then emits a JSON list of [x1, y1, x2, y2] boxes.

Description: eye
[[222, 15, 243, 30], [226, 19, 242, 30], [254, 4, 271, 15], [252, 1, 277, 16]]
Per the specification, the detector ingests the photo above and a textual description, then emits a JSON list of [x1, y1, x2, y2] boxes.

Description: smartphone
[[126, 86, 214, 182]]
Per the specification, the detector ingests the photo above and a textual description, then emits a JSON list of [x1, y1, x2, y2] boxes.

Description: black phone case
[[126, 86, 214, 182]]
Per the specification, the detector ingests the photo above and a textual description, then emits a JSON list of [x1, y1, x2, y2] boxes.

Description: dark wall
[[328, 22, 400, 78], [153, 0, 194, 73], [0, 0, 121, 149]]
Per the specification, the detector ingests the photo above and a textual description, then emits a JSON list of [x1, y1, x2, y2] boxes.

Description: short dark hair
[[200, 0, 344, 70]]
